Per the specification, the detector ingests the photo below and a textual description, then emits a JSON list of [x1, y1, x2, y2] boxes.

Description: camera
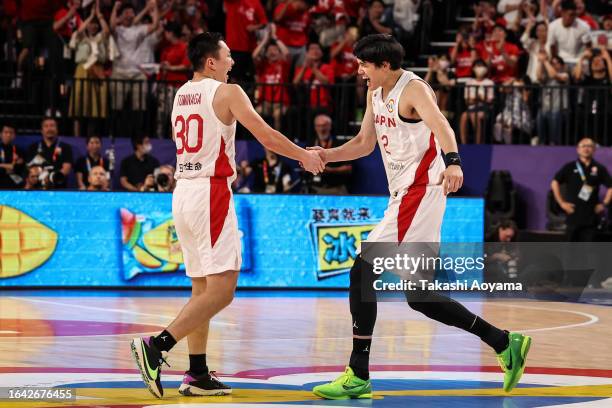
[[156, 172, 170, 189], [39, 165, 66, 188]]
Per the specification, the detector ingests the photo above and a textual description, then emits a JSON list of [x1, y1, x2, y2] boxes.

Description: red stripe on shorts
[[397, 132, 437, 243], [210, 138, 231, 247]]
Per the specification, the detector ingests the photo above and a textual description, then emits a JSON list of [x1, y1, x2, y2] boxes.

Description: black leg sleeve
[[349, 255, 377, 336]]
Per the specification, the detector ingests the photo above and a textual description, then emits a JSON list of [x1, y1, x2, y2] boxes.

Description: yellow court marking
[[2, 385, 611, 407]]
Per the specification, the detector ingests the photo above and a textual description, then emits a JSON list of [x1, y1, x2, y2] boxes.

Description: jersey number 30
[[175, 114, 203, 154]]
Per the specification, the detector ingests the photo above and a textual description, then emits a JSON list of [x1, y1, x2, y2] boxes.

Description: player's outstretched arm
[[224, 84, 324, 174], [317, 90, 377, 163], [406, 80, 463, 194]]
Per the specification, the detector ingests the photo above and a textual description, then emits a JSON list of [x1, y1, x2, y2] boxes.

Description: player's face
[[214, 41, 234, 82], [357, 59, 385, 89]]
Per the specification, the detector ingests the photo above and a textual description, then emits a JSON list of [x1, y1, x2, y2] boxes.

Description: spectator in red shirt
[[450, 30, 479, 81], [576, 0, 599, 30], [472, 0, 502, 41], [478, 24, 521, 83], [224, 0, 268, 83], [330, 25, 359, 81], [293, 42, 335, 111], [14, 0, 63, 88], [273, 0, 310, 62], [156, 21, 191, 138], [253, 25, 291, 130]]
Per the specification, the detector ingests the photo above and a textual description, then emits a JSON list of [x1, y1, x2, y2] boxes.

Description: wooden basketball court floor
[[0, 289, 611, 408]]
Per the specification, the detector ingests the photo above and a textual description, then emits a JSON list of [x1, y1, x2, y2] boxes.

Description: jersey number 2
[[175, 114, 203, 154]]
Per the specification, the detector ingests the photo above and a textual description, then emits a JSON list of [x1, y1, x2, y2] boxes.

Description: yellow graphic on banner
[[316, 224, 374, 274], [143, 219, 183, 264], [0, 205, 58, 278]]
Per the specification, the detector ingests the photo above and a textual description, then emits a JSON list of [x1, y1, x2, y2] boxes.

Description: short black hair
[[119, 4, 135, 15], [132, 135, 149, 150], [164, 21, 182, 38], [41, 116, 56, 126], [560, 0, 576, 11], [86, 135, 101, 144], [188, 32, 224, 71], [353, 34, 405, 70], [2, 122, 16, 131]]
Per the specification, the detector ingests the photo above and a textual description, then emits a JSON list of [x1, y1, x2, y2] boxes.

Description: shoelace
[[208, 371, 226, 387], [159, 356, 171, 368]]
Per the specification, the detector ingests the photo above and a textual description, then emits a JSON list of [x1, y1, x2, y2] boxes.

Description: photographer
[[119, 135, 160, 192], [24, 165, 43, 190], [26, 117, 73, 189], [141, 164, 176, 192]]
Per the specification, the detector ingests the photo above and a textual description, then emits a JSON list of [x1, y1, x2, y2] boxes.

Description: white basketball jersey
[[171, 78, 237, 181], [371, 70, 445, 194]]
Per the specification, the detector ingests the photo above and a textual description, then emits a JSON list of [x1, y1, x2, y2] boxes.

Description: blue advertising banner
[[0, 191, 483, 288]]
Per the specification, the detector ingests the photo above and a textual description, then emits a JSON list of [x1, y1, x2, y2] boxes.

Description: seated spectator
[[573, 47, 612, 139], [450, 30, 479, 82], [24, 165, 43, 190], [309, 114, 352, 195], [75, 135, 110, 190], [69, 2, 110, 137], [293, 42, 335, 111], [494, 76, 534, 144], [119, 135, 160, 191], [273, 0, 310, 62], [224, 0, 268, 83], [87, 165, 110, 191], [547, 0, 590, 67], [460, 60, 495, 144], [522, 20, 549, 83], [253, 25, 291, 131], [424, 54, 456, 117], [0, 123, 24, 189], [551, 137, 612, 241], [26, 117, 73, 189], [484, 218, 520, 282], [156, 22, 191, 138], [478, 24, 520, 83], [251, 148, 292, 193], [232, 160, 253, 193], [154, 164, 176, 192], [359, 0, 392, 37], [536, 52, 570, 145]]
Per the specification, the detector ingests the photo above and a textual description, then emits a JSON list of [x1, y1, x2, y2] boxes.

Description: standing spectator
[[251, 148, 292, 193], [53, 0, 82, 82], [494, 76, 534, 144], [330, 25, 359, 81], [450, 30, 479, 82], [293, 42, 335, 111], [424, 55, 455, 117], [87, 165, 110, 191], [392, 0, 420, 62], [536, 52, 569, 145], [472, 0, 500, 41], [224, 0, 268, 83], [359, 0, 392, 37], [273, 0, 310, 62], [460, 59, 495, 144], [575, 0, 599, 30], [0, 124, 24, 189], [13, 0, 59, 88], [26, 117, 73, 189], [110, 0, 159, 136], [75, 135, 110, 190], [69, 1, 111, 137], [156, 22, 190, 138], [478, 24, 521, 83], [253, 26, 291, 131], [119, 135, 160, 191], [551, 138, 612, 241], [309, 113, 352, 195], [547, 0, 590, 67], [573, 47, 612, 139], [522, 20, 549, 83], [497, 0, 523, 26]]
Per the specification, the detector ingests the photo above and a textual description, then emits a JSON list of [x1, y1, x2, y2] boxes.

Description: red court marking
[[0, 319, 163, 337]]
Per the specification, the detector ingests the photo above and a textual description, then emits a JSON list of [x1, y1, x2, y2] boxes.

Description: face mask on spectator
[[186, 5, 196, 16], [438, 60, 450, 71], [143, 143, 153, 154]]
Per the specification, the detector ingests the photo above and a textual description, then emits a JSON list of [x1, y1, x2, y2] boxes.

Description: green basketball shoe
[[497, 332, 532, 392], [312, 367, 372, 400]]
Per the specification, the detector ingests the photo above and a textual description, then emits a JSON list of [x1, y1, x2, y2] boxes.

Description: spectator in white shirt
[[522, 20, 550, 83], [547, 0, 590, 66], [497, 0, 523, 25]]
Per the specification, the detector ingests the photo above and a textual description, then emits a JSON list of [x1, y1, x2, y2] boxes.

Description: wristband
[[445, 152, 462, 168]]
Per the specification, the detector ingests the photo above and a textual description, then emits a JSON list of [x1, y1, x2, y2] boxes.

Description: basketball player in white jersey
[[311, 34, 531, 400], [130, 32, 324, 399]]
